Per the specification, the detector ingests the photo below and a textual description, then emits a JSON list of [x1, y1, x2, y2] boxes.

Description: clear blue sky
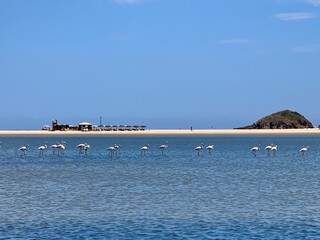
[[1, 0, 320, 129]]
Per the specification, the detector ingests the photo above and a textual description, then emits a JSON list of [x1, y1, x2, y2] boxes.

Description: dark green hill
[[237, 110, 314, 129]]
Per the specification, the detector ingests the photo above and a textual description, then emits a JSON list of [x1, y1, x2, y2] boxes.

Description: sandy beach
[[0, 128, 319, 136]]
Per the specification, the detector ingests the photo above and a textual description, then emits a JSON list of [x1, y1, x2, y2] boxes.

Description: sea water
[[1, 134, 320, 239]]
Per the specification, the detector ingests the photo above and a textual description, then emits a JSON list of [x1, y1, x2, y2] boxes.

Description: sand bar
[[0, 128, 320, 136]]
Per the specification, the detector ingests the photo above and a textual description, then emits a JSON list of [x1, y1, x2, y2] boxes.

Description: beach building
[[78, 122, 93, 131], [51, 119, 77, 131], [49, 119, 145, 132], [51, 119, 69, 131], [41, 125, 50, 131]]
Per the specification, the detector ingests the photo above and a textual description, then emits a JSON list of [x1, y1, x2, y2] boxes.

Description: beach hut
[[41, 125, 50, 131], [78, 122, 93, 131]]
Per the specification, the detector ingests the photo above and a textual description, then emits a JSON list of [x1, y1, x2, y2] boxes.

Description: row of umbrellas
[[95, 125, 147, 131]]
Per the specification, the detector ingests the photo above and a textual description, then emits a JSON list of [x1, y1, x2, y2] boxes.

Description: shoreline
[[0, 128, 320, 136]]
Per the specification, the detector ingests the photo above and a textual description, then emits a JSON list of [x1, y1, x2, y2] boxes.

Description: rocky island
[[236, 110, 314, 129]]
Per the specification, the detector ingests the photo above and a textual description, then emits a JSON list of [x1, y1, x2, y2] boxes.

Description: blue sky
[[1, 0, 320, 129]]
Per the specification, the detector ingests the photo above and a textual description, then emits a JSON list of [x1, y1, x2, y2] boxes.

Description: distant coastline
[[0, 128, 320, 136]]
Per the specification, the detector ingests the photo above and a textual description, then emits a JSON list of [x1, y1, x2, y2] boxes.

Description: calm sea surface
[[1, 134, 320, 239]]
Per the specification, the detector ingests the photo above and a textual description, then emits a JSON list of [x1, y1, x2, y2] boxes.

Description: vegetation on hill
[[236, 110, 314, 129]]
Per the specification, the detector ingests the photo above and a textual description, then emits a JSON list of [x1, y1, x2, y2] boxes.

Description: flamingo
[[140, 144, 150, 156], [206, 145, 214, 155], [265, 144, 273, 156], [107, 144, 121, 157], [107, 145, 117, 157], [195, 143, 204, 155], [271, 145, 277, 157], [57, 141, 66, 155], [19, 144, 29, 156], [50, 143, 59, 155], [159, 141, 168, 155], [251, 144, 261, 157], [77, 143, 90, 155], [76, 143, 86, 155], [300, 146, 309, 156], [82, 143, 90, 156], [38, 142, 47, 156]]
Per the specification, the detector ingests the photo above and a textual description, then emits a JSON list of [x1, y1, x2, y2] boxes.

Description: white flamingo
[[195, 143, 204, 155], [271, 145, 277, 157], [57, 141, 66, 155], [50, 143, 59, 155], [38, 142, 47, 156], [300, 146, 309, 156], [19, 144, 29, 156], [140, 144, 150, 156], [83, 143, 90, 155], [159, 141, 168, 155], [77, 143, 90, 155], [265, 144, 274, 156], [251, 144, 261, 157], [76, 143, 86, 155], [206, 145, 214, 155], [107, 145, 117, 158]]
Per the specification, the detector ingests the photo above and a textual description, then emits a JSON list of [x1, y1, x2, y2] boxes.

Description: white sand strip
[[0, 128, 319, 136]]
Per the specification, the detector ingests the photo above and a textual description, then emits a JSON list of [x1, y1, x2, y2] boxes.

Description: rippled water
[[1, 134, 320, 239]]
